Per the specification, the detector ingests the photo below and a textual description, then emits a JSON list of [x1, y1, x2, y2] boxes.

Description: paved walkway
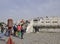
[[0, 32, 60, 44]]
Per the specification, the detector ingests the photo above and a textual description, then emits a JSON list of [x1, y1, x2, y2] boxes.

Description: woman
[[17, 24, 22, 38]]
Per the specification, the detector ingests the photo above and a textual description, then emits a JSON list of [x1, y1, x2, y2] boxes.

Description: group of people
[[13, 24, 26, 39], [0, 22, 26, 39], [0, 19, 40, 40]]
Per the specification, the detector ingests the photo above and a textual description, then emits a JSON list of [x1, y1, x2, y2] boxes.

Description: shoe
[[21, 38, 23, 39]]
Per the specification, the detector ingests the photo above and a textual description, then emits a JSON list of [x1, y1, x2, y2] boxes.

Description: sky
[[0, 0, 60, 23]]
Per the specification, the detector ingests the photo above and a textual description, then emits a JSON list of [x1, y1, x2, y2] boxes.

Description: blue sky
[[0, 0, 60, 22]]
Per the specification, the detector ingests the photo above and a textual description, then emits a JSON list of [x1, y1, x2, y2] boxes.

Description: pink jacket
[[17, 25, 22, 31]]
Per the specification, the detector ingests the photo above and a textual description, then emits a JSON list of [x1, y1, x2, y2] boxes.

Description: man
[[13, 25, 17, 36], [1, 25, 4, 33], [20, 24, 25, 39]]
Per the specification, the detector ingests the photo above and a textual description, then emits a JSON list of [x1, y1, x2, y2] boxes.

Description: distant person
[[5, 25, 9, 36], [13, 24, 17, 36], [21, 24, 25, 39], [1, 25, 4, 33], [8, 27, 12, 36], [33, 26, 39, 33], [5, 25, 12, 37], [17, 24, 22, 38]]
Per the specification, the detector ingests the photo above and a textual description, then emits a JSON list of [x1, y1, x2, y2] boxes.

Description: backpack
[[13, 26, 17, 31]]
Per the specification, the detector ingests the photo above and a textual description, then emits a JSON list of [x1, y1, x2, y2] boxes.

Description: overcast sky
[[0, 0, 60, 22]]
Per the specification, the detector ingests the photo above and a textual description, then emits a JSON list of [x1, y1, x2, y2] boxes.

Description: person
[[8, 27, 12, 36], [17, 24, 22, 38], [13, 25, 17, 36], [33, 26, 39, 33], [20, 24, 25, 39], [1, 25, 4, 33], [5, 25, 9, 36]]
